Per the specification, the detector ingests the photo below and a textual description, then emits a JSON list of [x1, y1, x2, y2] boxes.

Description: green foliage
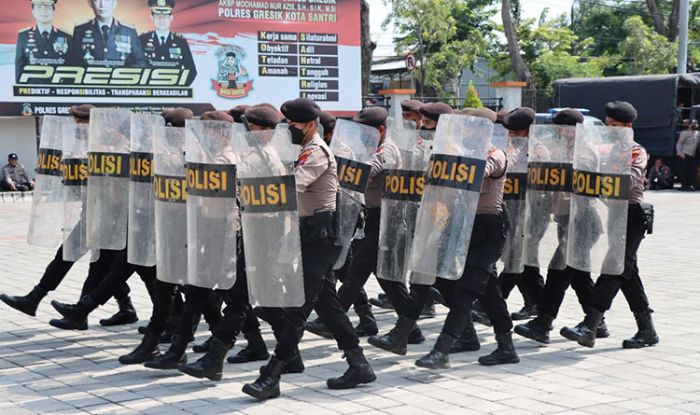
[[463, 81, 483, 108], [617, 16, 677, 75]]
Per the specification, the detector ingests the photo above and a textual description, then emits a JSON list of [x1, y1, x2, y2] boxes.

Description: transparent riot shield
[[185, 119, 242, 290], [61, 123, 91, 262], [490, 124, 509, 149], [128, 113, 163, 267], [376, 127, 431, 282], [154, 126, 188, 285], [86, 108, 131, 250], [498, 135, 528, 273], [566, 124, 632, 275], [409, 114, 492, 284], [522, 125, 575, 271], [329, 119, 381, 268], [28, 116, 72, 248], [238, 124, 305, 307]]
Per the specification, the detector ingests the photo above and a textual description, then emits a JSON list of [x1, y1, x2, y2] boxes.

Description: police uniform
[[69, 19, 146, 67], [243, 98, 375, 401], [139, 31, 196, 84], [15, 25, 71, 83], [561, 101, 658, 349]]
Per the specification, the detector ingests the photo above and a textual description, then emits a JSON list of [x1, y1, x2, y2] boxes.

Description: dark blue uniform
[[139, 31, 197, 85], [69, 19, 146, 68], [15, 26, 71, 83]]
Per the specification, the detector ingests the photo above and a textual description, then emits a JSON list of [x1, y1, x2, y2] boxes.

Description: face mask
[[289, 125, 305, 145]]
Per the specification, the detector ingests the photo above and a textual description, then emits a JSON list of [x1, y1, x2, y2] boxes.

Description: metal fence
[[362, 95, 504, 111]]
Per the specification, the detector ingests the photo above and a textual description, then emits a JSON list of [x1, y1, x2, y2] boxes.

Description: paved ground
[[1, 190, 699, 414]]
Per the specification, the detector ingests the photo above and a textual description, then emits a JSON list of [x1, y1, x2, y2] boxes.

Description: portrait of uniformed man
[[221, 52, 241, 88], [68, 0, 146, 68], [139, 0, 197, 85], [15, 0, 71, 83]]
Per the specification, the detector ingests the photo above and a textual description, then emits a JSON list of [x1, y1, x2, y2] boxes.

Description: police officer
[[514, 109, 609, 344], [561, 101, 659, 349], [139, 0, 196, 85], [242, 98, 375, 400], [0, 105, 127, 326], [15, 0, 71, 83], [495, 107, 544, 321], [401, 99, 423, 129], [319, 111, 336, 144], [69, 0, 146, 68]]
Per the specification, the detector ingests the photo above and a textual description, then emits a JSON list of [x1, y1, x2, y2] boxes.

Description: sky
[[368, 0, 575, 59]]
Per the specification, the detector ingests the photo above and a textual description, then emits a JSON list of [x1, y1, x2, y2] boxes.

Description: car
[[535, 108, 604, 125]]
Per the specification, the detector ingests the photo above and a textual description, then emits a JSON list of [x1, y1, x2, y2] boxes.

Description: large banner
[[0, 0, 360, 116]]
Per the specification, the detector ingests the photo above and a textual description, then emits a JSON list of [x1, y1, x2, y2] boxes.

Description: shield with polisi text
[[61, 122, 92, 262], [409, 114, 492, 284], [498, 135, 528, 273], [566, 124, 632, 275], [238, 124, 305, 307]]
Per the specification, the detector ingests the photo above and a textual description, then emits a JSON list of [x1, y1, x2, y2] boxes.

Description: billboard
[[0, 0, 361, 116]]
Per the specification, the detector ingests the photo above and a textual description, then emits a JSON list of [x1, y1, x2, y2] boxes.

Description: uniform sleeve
[[630, 145, 648, 190], [2, 166, 12, 184], [180, 38, 197, 84], [67, 26, 82, 67], [677, 132, 687, 155], [368, 148, 385, 180], [484, 148, 507, 178], [295, 146, 329, 192], [128, 29, 146, 68], [15, 32, 26, 83]]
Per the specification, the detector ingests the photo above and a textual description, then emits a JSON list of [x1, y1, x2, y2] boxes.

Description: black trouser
[[89, 248, 156, 306], [539, 266, 594, 318], [404, 214, 513, 335], [336, 208, 380, 311], [334, 240, 370, 311], [680, 156, 697, 188], [149, 280, 178, 333], [265, 223, 357, 361], [589, 204, 650, 314], [499, 265, 544, 306], [170, 285, 220, 341]]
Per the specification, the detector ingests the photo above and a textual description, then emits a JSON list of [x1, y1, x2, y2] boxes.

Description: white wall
[[0, 117, 38, 175]]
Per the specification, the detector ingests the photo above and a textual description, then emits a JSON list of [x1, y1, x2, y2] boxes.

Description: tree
[[617, 15, 677, 75], [501, 0, 531, 84], [360, 0, 376, 96], [463, 81, 484, 108], [384, 0, 486, 97]]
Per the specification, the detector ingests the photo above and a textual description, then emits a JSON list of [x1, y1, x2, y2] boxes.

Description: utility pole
[[677, 0, 689, 74]]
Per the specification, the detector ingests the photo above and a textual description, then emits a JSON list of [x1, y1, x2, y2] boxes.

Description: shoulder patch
[[18, 26, 31, 33], [296, 148, 314, 167], [487, 147, 497, 157], [119, 21, 136, 29]]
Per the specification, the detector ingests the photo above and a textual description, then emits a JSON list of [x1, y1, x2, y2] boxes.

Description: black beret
[[162, 107, 193, 127], [495, 109, 508, 124], [604, 101, 637, 123], [419, 102, 453, 121], [244, 103, 281, 128], [319, 111, 336, 132], [8, 153, 18, 160], [69, 104, 95, 120], [200, 110, 233, 124], [228, 105, 249, 123], [552, 109, 584, 126], [280, 98, 321, 123], [353, 106, 389, 128], [502, 107, 535, 131], [460, 107, 497, 123], [400, 99, 423, 113]]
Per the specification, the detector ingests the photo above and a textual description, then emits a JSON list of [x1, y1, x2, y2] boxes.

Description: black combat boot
[[178, 336, 232, 381], [369, 293, 393, 310], [0, 285, 47, 317], [622, 310, 659, 349], [407, 326, 426, 344], [420, 301, 436, 318], [192, 336, 212, 353], [144, 334, 188, 370], [305, 317, 333, 339], [119, 329, 161, 364], [367, 315, 416, 355], [259, 352, 305, 374], [243, 355, 287, 400], [227, 330, 269, 363], [450, 320, 480, 353], [327, 347, 376, 389], [49, 295, 99, 330], [354, 304, 378, 337], [510, 304, 538, 321], [99, 296, 138, 326], [416, 333, 457, 369], [560, 308, 605, 348], [514, 314, 554, 344], [596, 318, 611, 338], [471, 301, 492, 327], [478, 332, 520, 366]]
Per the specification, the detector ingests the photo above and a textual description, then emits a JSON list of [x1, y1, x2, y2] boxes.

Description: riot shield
[[522, 125, 575, 271], [86, 108, 131, 250], [61, 123, 91, 262], [154, 126, 188, 285], [409, 114, 492, 284], [566, 124, 632, 275], [128, 114, 163, 266], [498, 135, 528, 273], [185, 119, 242, 290], [329, 119, 380, 268], [238, 124, 305, 307], [490, 124, 509, 149], [27, 116, 72, 248], [376, 126, 431, 282]]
